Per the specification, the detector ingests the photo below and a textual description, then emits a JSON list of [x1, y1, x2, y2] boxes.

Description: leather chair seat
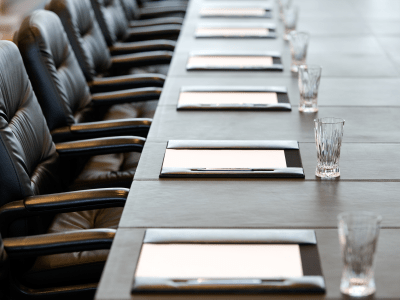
[[70, 152, 140, 190], [104, 100, 158, 120], [130, 64, 169, 76], [21, 208, 122, 288]]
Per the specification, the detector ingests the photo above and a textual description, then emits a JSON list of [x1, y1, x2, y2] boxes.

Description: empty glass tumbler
[[278, 0, 292, 20], [289, 32, 309, 73], [338, 212, 382, 297], [298, 65, 322, 112], [282, 6, 298, 40], [314, 117, 345, 178]]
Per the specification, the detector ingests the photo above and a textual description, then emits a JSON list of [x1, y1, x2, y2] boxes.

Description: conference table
[[95, 0, 400, 299]]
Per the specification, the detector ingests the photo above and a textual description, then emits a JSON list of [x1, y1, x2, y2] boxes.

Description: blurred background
[[0, 0, 46, 40]]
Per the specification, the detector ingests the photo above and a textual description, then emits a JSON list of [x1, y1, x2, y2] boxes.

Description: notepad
[[162, 149, 287, 169], [200, 7, 266, 17], [135, 244, 303, 279], [187, 56, 274, 67], [196, 27, 269, 37], [178, 92, 279, 105]]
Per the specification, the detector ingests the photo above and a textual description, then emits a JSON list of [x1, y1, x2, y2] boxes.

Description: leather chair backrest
[[0, 41, 63, 214], [16, 10, 92, 131], [90, 0, 130, 47], [45, 0, 112, 82], [119, 0, 140, 21]]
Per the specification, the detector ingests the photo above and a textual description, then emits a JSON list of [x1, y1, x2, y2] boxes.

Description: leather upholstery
[[16, 10, 158, 136], [90, 0, 130, 47], [46, 0, 173, 80], [22, 208, 122, 288], [0, 41, 63, 212], [45, 0, 112, 82], [0, 40, 133, 297], [16, 10, 93, 132]]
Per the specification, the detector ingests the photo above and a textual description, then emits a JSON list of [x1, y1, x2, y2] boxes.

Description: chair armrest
[[91, 87, 162, 106], [51, 119, 152, 142], [0, 188, 128, 234], [56, 136, 145, 157], [89, 74, 165, 94], [124, 25, 181, 42], [110, 51, 173, 71], [109, 40, 175, 56], [24, 188, 128, 212], [4, 229, 115, 258], [139, 6, 187, 18], [129, 17, 183, 28]]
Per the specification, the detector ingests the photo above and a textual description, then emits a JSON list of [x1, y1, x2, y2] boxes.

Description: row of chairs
[[0, 0, 187, 299]]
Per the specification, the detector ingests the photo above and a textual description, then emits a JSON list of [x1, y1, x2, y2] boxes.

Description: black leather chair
[[15, 11, 161, 190], [46, 0, 173, 80], [89, 0, 181, 47], [0, 40, 144, 299], [16, 10, 159, 142], [119, 0, 186, 28]]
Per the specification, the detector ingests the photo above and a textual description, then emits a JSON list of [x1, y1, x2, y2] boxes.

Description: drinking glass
[[282, 6, 298, 40], [338, 212, 382, 297], [298, 65, 322, 112], [289, 32, 309, 73], [278, 0, 292, 20], [314, 117, 345, 178]]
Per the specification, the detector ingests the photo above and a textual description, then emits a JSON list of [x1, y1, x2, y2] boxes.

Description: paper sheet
[[179, 92, 278, 105], [200, 7, 266, 17], [135, 244, 303, 279], [162, 149, 287, 169], [188, 56, 274, 67], [196, 27, 269, 37]]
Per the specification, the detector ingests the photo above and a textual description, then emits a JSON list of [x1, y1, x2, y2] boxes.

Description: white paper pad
[[179, 92, 278, 105], [196, 27, 269, 37], [162, 149, 287, 169], [188, 56, 274, 67], [200, 7, 266, 17], [135, 244, 303, 279]]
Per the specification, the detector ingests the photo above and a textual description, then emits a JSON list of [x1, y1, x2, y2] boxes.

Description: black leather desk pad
[[200, 7, 272, 18], [177, 86, 290, 111], [186, 52, 283, 71], [159, 140, 304, 178], [131, 229, 325, 294], [195, 24, 277, 39]]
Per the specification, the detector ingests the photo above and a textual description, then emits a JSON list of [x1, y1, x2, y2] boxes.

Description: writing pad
[[187, 52, 283, 71], [162, 149, 287, 169], [135, 244, 303, 279], [179, 91, 278, 105], [188, 56, 273, 67], [159, 140, 304, 178], [196, 27, 269, 37], [177, 86, 291, 111], [131, 229, 326, 294], [200, 7, 271, 18]]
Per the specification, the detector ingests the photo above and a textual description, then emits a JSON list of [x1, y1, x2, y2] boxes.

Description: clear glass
[[338, 212, 382, 297], [278, 0, 292, 20], [298, 65, 322, 112], [314, 117, 345, 178], [282, 6, 298, 40], [289, 32, 309, 73]]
